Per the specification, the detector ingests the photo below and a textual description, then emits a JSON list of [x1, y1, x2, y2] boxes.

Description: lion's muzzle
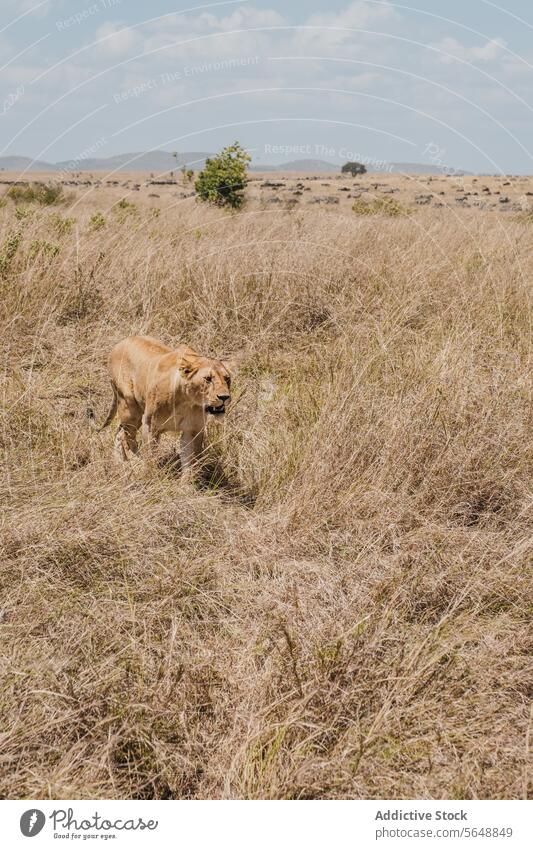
[[205, 403, 227, 416]]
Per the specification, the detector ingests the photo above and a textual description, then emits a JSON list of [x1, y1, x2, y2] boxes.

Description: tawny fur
[[100, 335, 232, 469]]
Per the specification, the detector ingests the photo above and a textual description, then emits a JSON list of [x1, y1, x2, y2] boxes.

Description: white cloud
[[297, 0, 396, 47], [94, 21, 141, 58], [307, 0, 396, 29], [200, 7, 286, 31], [139, 2, 395, 57], [132, 10, 286, 71], [432, 36, 507, 65]]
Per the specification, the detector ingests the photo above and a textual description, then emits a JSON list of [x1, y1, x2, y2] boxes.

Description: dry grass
[[1, 182, 532, 800]]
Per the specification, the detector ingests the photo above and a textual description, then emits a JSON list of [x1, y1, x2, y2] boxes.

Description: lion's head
[[179, 354, 233, 416]]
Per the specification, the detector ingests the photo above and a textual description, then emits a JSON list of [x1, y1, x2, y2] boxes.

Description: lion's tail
[[86, 381, 118, 432]]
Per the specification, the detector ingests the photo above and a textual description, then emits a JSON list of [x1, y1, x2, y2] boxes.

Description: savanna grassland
[[1, 173, 532, 800]]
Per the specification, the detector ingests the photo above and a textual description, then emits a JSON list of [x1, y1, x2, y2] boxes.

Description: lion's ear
[[178, 354, 198, 378]]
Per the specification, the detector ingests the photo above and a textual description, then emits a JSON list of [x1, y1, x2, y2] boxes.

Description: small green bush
[[6, 185, 30, 203], [15, 207, 33, 221], [29, 240, 60, 261], [7, 182, 66, 206], [195, 142, 251, 208], [89, 212, 106, 231], [49, 213, 74, 236], [113, 198, 137, 220]]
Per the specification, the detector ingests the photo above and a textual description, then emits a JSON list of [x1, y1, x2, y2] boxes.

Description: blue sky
[[1, 1, 533, 171]]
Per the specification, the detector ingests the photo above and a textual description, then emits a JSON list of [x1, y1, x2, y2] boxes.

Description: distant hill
[[0, 152, 469, 175], [263, 158, 339, 172], [55, 151, 213, 172], [386, 162, 469, 175], [252, 159, 469, 174], [0, 156, 52, 172], [0, 152, 212, 174]]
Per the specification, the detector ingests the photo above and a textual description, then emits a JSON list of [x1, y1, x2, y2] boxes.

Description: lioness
[[96, 335, 232, 470]]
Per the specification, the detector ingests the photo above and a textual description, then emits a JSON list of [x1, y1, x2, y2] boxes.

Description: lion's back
[[108, 335, 173, 401]]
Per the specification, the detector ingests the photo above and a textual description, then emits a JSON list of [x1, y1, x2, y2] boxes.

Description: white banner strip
[[2, 799, 531, 848]]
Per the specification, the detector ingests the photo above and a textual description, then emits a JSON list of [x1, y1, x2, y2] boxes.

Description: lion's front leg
[[180, 429, 204, 474], [141, 411, 160, 459]]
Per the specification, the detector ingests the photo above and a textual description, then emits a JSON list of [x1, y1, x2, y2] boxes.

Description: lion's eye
[[205, 375, 212, 383]]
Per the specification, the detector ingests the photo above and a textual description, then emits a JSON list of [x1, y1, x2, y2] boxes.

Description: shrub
[[0, 230, 22, 274], [7, 184, 35, 203], [342, 161, 367, 176], [89, 212, 106, 231], [58, 272, 104, 324], [114, 198, 137, 216], [38, 183, 65, 205], [195, 142, 251, 208], [112, 199, 138, 223], [7, 182, 66, 205], [49, 213, 74, 236], [15, 207, 33, 221], [352, 196, 407, 217], [29, 239, 60, 261]]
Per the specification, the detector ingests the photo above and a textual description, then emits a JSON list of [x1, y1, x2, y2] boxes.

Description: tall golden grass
[[1, 186, 532, 799]]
